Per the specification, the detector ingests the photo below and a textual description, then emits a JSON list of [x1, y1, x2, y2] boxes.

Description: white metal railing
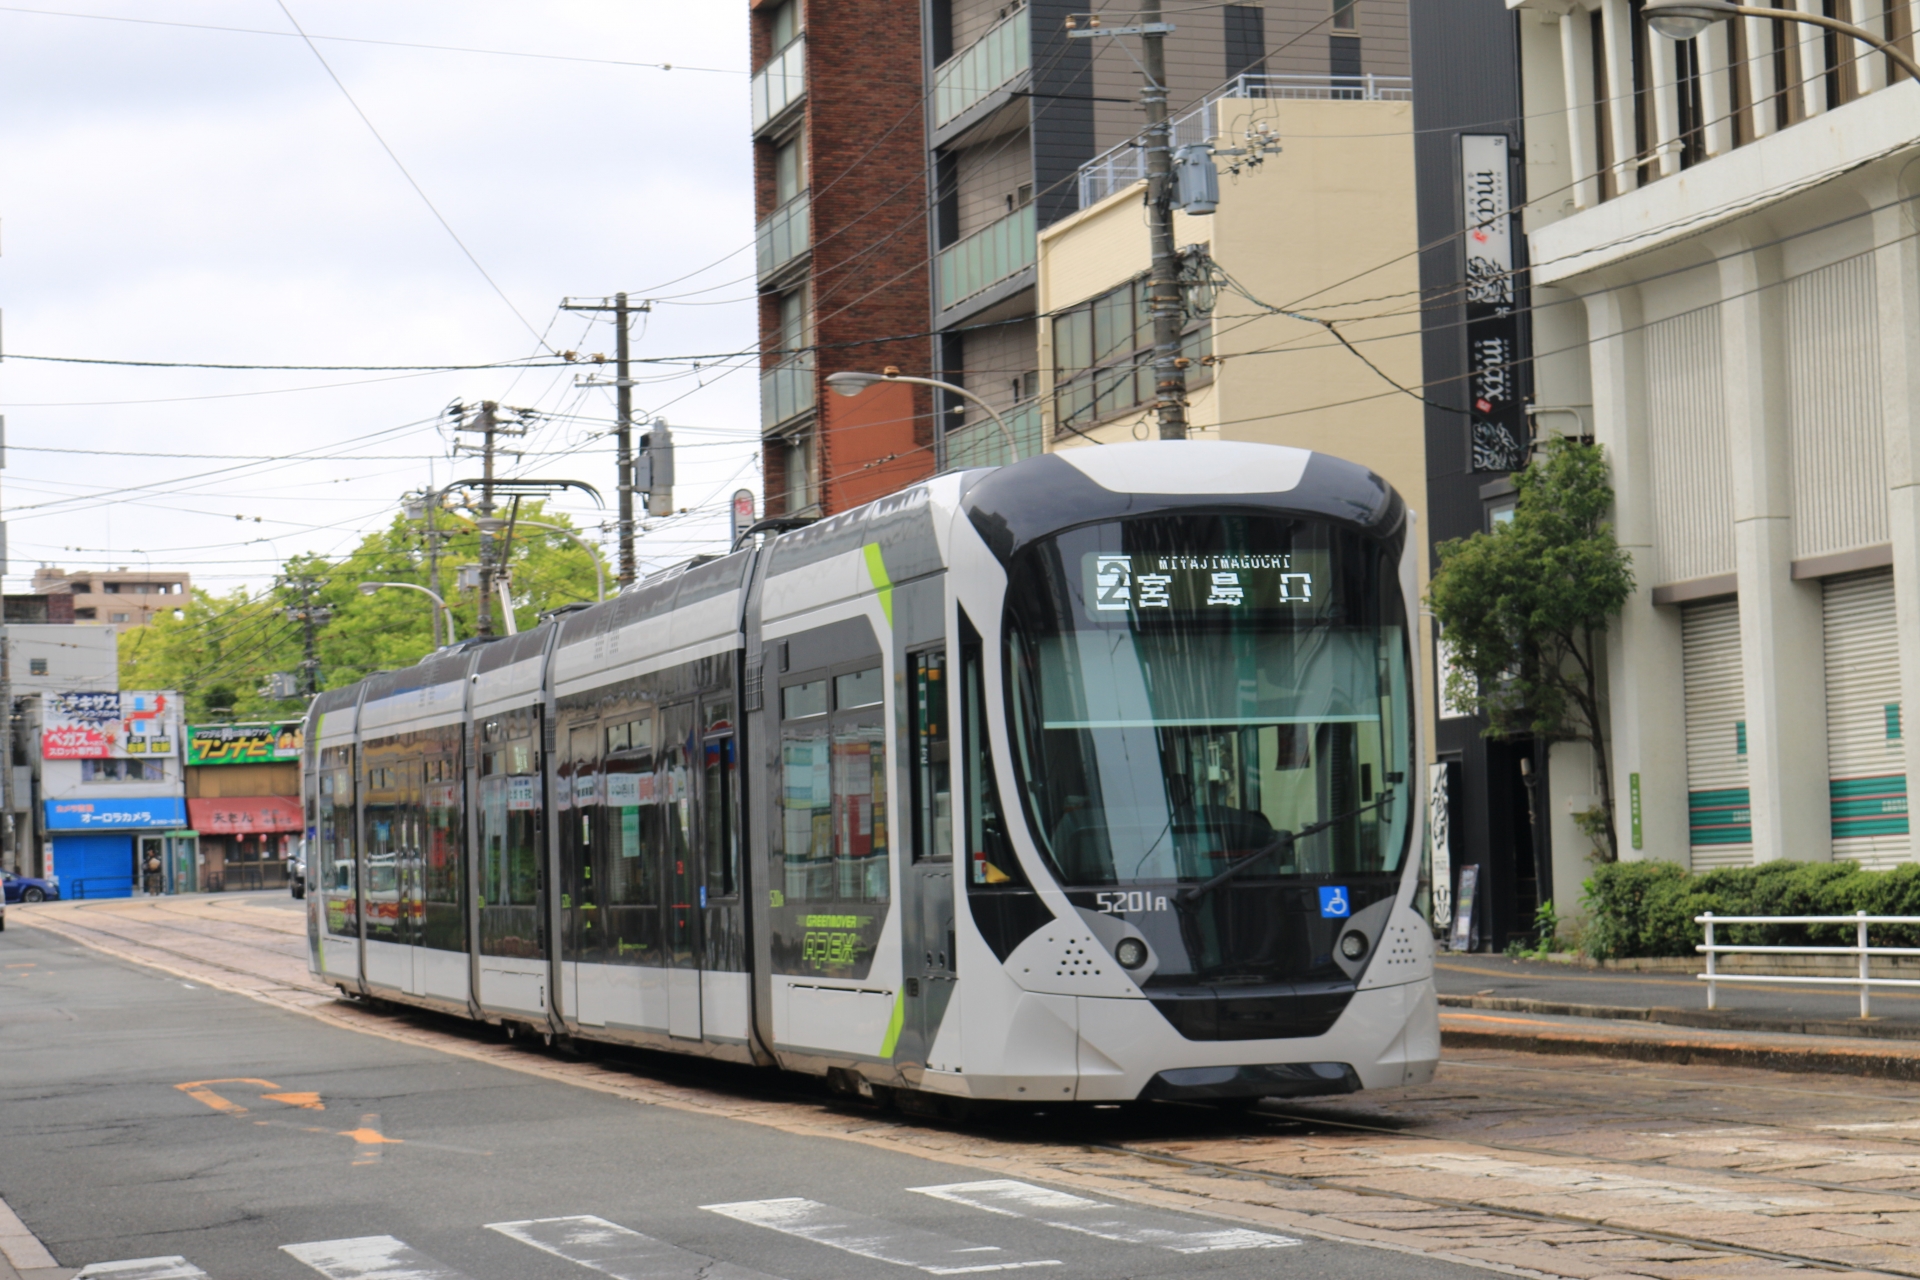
[[751, 34, 806, 134], [1697, 912, 1920, 1018], [933, 3, 1030, 128], [756, 190, 810, 281], [1076, 71, 1413, 208]]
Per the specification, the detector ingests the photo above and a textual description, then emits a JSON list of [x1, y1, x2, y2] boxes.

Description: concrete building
[[33, 566, 191, 627], [3, 625, 118, 878], [40, 690, 186, 896], [1503, 1, 1920, 886], [750, 0, 1412, 516], [183, 722, 304, 892]]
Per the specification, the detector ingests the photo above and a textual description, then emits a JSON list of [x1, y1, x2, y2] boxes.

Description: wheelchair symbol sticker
[[1319, 886, 1351, 918]]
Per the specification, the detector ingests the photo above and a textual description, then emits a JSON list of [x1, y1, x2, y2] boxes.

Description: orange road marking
[[339, 1128, 403, 1146], [263, 1091, 325, 1111], [176, 1077, 281, 1115]]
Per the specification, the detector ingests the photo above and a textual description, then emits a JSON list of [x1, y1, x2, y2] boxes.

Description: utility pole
[[452, 401, 526, 638], [1070, 7, 1187, 438], [561, 293, 651, 588], [281, 576, 332, 697]]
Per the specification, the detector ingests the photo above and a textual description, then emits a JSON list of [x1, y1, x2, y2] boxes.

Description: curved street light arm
[[1648, 2, 1920, 81], [826, 371, 1021, 464], [359, 581, 459, 641]]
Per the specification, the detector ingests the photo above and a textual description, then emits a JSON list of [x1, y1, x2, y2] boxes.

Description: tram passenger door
[[908, 649, 957, 1061], [659, 702, 701, 1039], [403, 759, 426, 997], [561, 725, 601, 1023]]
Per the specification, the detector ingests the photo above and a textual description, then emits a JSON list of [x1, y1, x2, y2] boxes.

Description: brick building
[[750, 0, 1411, 516]]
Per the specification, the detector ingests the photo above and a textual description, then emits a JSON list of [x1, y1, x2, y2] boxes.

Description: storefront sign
[[186, 722, 304, 766], [43, 691, 180, 760], [185, 796, 302, 834], [45, 797, 188, 830], [1461, 135, 1529, 473]]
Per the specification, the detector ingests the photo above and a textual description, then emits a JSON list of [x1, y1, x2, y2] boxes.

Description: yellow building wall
[[1037, 97, 1433, 758]]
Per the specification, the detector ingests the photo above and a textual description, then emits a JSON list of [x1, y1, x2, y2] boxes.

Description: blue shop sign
[[45, 797, 187, 830]]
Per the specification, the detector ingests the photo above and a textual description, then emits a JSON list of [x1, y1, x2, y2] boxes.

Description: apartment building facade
[[32, 566, 192, 627], [750, 0, 1411, 514], [1503, 1, 1920, 884]]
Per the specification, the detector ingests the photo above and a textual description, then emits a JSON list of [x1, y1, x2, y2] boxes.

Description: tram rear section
[[304, 441, 1439, 1106]]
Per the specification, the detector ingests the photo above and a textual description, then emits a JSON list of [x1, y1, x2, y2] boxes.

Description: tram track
[[1087, 1137, 1920, 1278]]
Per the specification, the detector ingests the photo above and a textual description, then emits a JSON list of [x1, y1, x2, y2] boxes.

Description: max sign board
[[43, 691, 180, 760]]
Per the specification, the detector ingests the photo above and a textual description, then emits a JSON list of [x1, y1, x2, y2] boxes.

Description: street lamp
[[1644, 1, 1920, 81], [514, 520, 607, 602], [825, 367, 1022, 468], [359, 581, 458, 642]]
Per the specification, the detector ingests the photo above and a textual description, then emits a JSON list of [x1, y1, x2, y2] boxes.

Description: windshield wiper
[[1177, 790, 1397, 904]]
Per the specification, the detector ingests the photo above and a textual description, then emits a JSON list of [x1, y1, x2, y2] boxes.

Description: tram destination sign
[[1082, 550, 1327, 618]]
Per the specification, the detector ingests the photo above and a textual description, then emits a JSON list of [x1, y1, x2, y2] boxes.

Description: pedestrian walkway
[[61, 1186, 1301, 1279], [1435, 953, 1920, 1036]]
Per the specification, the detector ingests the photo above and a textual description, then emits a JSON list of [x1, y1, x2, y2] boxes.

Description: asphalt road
[[0, 920, 1478, 1280]]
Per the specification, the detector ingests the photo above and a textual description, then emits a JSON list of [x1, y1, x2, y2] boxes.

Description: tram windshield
[[1006, 514, 1412, 890]]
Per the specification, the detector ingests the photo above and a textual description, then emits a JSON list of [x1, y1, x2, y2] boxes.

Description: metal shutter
[[1684, 599, 1751, 867], [1823, 568, 1908, 867]]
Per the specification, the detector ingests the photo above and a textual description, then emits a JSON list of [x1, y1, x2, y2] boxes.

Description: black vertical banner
[[1461, 135, 1528, 473]]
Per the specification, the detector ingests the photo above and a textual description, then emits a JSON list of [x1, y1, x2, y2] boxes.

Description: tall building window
[[768, 0, 797, 50], [1330, 0, 1360, 92], [774, 138, 807, 205], [1224, 5, 1267, 81], [1332, 0, 1356, 31], [784, 431, 816, 513], [1051, 266, 1212, 433], [777, 287, 808, 358]]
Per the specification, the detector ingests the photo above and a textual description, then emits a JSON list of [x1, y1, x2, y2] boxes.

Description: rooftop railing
[[1076, 72, 1411, 208], [751, 34, 806, 135], [936, 202, 1036, 312], [756, 191, 810, 282], [933, 5, 1030, 129]]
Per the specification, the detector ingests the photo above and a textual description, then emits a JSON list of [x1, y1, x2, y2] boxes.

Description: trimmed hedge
[[1581, 860, 1920, 959]]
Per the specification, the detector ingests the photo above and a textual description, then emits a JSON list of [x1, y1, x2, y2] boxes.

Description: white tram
[[304, 442, 1439, 1104]]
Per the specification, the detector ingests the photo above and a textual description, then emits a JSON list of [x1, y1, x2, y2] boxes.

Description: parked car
[[2, 871, 59, 904], [289, 845, 306, 900]]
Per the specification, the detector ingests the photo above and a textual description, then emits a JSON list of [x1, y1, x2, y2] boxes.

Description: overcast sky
[[0, 0, 757, 598]]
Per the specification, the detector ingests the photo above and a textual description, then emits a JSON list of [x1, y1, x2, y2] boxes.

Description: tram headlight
[[1115, 937, 1150, 970], [1339, 931, 1369, 961]]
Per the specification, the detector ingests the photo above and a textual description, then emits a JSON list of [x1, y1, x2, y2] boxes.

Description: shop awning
[[186, 796, 302, 834]]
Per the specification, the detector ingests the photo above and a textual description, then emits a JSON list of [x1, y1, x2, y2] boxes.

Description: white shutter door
[[1823, 568, 1908, 867], [1683, 600, 1750, 867]]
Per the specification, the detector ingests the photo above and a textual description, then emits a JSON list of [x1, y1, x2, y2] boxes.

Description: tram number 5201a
[[1095, 890, 1170, 914]]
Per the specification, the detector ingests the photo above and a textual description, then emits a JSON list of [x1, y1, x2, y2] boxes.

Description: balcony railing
[[937, 202, 1035, 312], [1076, 72, 1412, 208], [751, 34, 806, 135], [760, 354, 815, 430], [756, 191, 810, 282], [946, 398, 1042, 470], [933, 6, 1030, 129]]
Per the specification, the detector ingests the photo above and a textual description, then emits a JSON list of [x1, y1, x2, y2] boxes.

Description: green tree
[[119, 501, 608, 717], [1427, 438, 1635, 859]]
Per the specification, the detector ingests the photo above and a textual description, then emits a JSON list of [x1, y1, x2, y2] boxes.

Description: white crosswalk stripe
[[281, 1235, 475, 1280], [487, 1214, 787, 1280], [73, 1261, 210, 1280], [909, 1179, 1301, 1253], [702, 1198, 1061, 1275]]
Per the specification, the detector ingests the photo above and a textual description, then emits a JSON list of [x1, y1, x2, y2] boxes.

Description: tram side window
[[703, 706, 737, 899], [780, 668, 888, 903], [422, 729, 465, 952], [320, 746, 357, 938], [911, 649, 951, 862], [605, 713, 659, 911], [479, 711, 542, 959], [960, 615, 1022, 887], [362, 746, 402, 944]]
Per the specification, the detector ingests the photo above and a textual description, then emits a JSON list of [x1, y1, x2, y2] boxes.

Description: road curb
[[1438, 992, 1920, 1041], [1441, 1024, 1920, 1081]]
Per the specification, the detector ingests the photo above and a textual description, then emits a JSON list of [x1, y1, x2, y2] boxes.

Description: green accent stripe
[[878, 987, 906, 1059], [1830, 774, 1910, 839], [1690, 788, 1752, 846], [863, 542, 894, 628]]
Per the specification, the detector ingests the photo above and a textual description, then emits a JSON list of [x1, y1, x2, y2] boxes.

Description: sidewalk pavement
[[1434, 952, 1920, 1080]]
